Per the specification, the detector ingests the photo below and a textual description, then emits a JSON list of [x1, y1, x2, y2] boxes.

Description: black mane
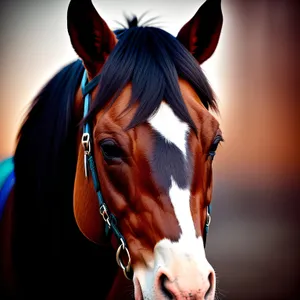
[[14, 59, 84, 236], [87, 19, 218, 132], [12, 60, 95, 296]]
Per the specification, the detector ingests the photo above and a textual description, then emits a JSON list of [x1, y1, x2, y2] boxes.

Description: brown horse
[[0, 0, 223, 299]]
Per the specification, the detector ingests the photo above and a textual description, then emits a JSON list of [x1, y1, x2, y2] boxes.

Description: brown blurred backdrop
[[0, 0, 299, 299]]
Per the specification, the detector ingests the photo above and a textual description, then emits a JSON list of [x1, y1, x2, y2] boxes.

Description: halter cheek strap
[[80, 70, 133, 280], [203, 204, 211, 247], [80, 70, 211, 279]]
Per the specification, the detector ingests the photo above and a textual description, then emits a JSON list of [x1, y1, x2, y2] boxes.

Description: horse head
[[68, 0, 223, 298]]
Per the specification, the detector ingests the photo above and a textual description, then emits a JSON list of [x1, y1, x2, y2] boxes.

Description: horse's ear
[[67, 0, 117, 77], [176, 0, 223, 64]]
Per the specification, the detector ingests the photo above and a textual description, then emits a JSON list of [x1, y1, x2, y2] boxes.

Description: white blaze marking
[[148, 102, 189, 158], [148, 102, 195, 238], [169, 177, 195, 238], [137, 103, 214, 299]]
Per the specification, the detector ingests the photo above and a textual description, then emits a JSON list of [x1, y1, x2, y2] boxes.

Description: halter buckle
[[81, 133, 91, 155], [82, 133, 91, 178]]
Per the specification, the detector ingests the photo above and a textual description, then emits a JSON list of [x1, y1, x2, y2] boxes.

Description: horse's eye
[[100, 139, 123, 161], [208, 135, 223, 159]]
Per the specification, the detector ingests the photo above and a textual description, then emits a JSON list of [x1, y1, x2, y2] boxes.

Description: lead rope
[[80, 70, 133, 280]]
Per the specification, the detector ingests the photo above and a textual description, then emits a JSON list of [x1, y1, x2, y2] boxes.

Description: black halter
[[80, 70, 211, 281]]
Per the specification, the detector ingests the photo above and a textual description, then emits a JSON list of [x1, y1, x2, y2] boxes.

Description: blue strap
[[205, 205, 211, 233], [87, 155, 101, 197], [83, 93, 91, 142], [0, 169, 15, 220], [81, 71, 101, 98], [80, 70, 101, 135], [208, 204, 211, 214], [81, 71, 92, 135], [203, 204, 211, 247]]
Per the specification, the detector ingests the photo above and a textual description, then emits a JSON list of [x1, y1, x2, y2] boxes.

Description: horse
[[0, 0, 223, 299]]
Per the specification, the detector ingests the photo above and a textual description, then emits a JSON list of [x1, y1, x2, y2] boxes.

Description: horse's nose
[[155, 268, 215, 299], [153, 239, 216, 299]]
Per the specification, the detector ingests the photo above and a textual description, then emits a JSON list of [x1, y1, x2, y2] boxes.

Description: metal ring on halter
[[81, 133, 91, 155], [99, 205, 111, 227], [116, 239, 132, 280], [206, 212, 211, 227]]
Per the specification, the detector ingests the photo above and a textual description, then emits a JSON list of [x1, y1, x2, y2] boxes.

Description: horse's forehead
[[95, 81, 218, 145], [148, 102, 189, 157]]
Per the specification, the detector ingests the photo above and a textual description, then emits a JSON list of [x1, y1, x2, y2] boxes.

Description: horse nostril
[[205, 271, 214, 297], [159, 273, 175, 300]]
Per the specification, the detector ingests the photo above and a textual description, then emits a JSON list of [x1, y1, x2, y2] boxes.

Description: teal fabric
[[0, 156, 14, 190], [0, 156, 15, 219]]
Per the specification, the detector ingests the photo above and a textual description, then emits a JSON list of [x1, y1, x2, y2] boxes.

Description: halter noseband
[[80, 70, 211, 281]]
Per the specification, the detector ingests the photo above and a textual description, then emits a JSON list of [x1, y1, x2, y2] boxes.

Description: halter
[[80, 70, 133, 280], [80, 70, 211, 281]]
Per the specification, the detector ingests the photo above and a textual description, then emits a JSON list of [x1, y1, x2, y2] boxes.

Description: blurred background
[[0, 0, 299, 299]]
